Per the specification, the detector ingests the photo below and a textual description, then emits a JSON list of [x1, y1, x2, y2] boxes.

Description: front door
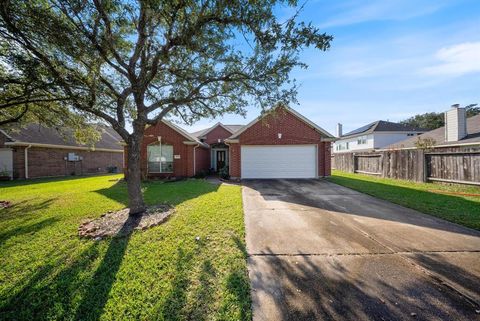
[[216, 150, 226, 171]]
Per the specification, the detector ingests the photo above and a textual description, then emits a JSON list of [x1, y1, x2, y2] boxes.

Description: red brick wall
[[204, 125, 232, 144], [229, 143, 241, 178], [10, 146, 122, 179], [12, 147, 25, 179], [137, 122, 197, 178], [195, 147, 210, 175], [324, 142, 331, 176], [230, 108, 330, 178]]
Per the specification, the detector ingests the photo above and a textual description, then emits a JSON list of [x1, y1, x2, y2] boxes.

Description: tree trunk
[[126, 134, 146, 215]]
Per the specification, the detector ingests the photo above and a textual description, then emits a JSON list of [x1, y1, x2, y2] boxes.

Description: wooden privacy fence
[[332, 147, 480, 185]]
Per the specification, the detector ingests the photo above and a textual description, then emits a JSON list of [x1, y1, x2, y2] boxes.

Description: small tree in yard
[[0, 0, 332, 215]]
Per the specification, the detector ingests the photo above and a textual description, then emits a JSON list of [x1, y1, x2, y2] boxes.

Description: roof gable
[[229, 106, 334, 140], [190, 122, 240, 139]]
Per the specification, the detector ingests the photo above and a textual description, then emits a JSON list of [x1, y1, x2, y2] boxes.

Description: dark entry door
[[216, 150, 226, 171]]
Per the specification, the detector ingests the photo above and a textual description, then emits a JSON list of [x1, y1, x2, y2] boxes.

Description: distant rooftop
[[0, 123, 123, 150], [341, 120, 427, 139], [385, 114, 480, 149]]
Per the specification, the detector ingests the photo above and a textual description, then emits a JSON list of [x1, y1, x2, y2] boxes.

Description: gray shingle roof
[[385, 114, 480, 149], [1, 123, 123, 150], [341, 120, 426, 138]]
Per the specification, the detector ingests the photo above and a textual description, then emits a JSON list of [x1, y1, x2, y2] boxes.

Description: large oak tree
[[0, 0, 332, 214]]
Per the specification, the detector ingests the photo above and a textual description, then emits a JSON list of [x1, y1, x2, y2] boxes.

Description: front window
[[147, 144, 173, 173]]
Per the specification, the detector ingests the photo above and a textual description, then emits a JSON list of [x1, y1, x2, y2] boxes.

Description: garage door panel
[[241, 145, 316, 179]]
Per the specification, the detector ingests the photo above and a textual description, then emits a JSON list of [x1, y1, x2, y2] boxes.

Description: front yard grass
[[328, 170, 480, 230], [0, 175, 250, 321]]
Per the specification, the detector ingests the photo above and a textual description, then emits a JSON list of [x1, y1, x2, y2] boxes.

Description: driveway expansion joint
[[248, 250, 480, 257]]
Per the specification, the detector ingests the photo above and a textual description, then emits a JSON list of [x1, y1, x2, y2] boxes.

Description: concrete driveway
[[242, 179, 480, 321]]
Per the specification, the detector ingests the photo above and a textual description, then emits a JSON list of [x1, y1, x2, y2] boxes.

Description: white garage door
[[241, 145, 317, 179]]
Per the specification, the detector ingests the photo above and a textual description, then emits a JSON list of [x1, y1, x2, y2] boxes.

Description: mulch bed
[[78, 204, 173, 240], [0, 201, 12, 208]]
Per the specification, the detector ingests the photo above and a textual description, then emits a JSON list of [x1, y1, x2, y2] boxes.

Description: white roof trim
[[0, 129, 14, 141], [4, 141, 123, 152], [229, 106, 334, 139], [183, 141, 209, 147]]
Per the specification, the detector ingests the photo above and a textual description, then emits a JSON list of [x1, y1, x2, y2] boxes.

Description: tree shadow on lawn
[[74, 180, 222, 320], [1, 179, 227, 320], [157, 247, 218, 321], [95, 179, 220, 208], [74, 214, 141, 320], [0, 216, 137, 321], [0, 198, 56, 221], [0, 216, 59, 246], [0, 174, 121, 189], [157, 243, 251, 321], [0, 198, 58, 248], [0, 242, 101, 320]]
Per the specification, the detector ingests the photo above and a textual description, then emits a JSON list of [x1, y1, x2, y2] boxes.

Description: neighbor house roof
[[0, 123, 123, 151], [340, 120, 426, 139], [384, 114, 480, 149]]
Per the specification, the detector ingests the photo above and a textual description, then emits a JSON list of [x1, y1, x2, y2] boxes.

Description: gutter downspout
[[224, 141, 231, 178], [193, 144, 200, 176], [24, 145, 32, 179]]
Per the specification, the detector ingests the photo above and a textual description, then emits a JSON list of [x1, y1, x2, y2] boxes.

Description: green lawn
[[328, 170, 480, 230], [0, 175, 250, 321]]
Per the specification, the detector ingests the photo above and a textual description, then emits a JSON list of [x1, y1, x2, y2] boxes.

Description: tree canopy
[[0, 0, 333, 213], [0, 0, 332, 136], [400, 104, 479, 130]]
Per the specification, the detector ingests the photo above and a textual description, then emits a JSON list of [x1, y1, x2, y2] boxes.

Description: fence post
[[352, 153, 356, 173], [417, 149, 426, 182]]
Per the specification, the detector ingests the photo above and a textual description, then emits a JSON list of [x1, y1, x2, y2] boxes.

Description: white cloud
[[421, 42, 480, 76]]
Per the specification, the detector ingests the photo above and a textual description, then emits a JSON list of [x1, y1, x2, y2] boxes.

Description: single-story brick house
[[131, 106, 335, 179], [0, 124, 124, 179]]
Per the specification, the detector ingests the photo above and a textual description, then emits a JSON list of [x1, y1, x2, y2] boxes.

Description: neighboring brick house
[[0, 124, 123, 179], [135, 105, 334, 179]]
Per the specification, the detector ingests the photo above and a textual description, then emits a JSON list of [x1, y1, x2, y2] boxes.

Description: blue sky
[[183, 0, 480, 135]]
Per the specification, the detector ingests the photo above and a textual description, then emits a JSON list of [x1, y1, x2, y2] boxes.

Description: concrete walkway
[[242, 179, 480, 321]]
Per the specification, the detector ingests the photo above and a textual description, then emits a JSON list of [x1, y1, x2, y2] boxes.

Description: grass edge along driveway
[[0, 175, 251, 321], [328, 170, 480, 231]]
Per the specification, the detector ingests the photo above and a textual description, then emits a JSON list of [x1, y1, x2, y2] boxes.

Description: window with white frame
[[357, 135, 367, 145], [336, 142, 350, 151], [147, 144, 174, 173]]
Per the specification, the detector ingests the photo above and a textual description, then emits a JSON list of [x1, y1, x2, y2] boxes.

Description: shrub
[[194, 169, 208, 179], [219, 166, 230, 180]]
